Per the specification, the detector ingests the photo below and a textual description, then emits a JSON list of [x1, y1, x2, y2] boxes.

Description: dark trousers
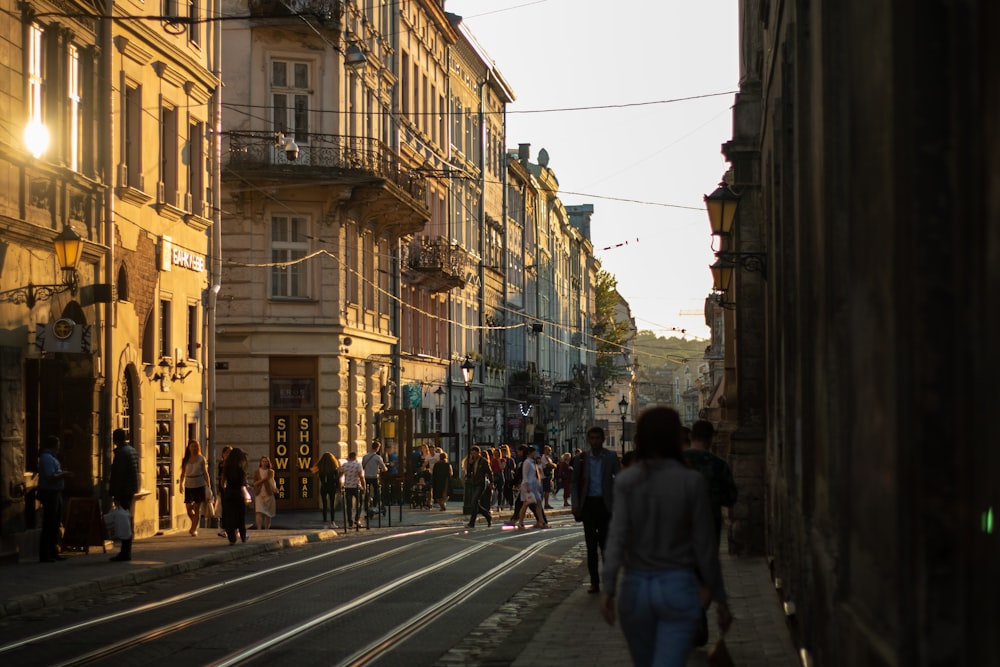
[[38, 489, 63, 561], [582, 496, 612, 587], [467, 483, 491, 526], [319, 484, 337, 523], [113, 496, 133, 557], [345, 487, 361, 524]]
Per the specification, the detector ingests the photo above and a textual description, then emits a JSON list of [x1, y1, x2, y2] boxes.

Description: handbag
[[203, 497, 219, 519], [242, 484, 253, 505]]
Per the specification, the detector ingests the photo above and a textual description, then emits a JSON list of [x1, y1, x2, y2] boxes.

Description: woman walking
[[515, 446, 547, 529], [431, 452, 453, 511], [253, 456, 277, 529], [178, 440, 211, 536], [316, 452, 340, 529], [220, 447, 249, 544], [600, 407, 732, 666]]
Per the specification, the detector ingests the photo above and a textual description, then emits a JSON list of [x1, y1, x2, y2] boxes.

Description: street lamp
[[705, 180, 767, 279], [618, 395, 629, 453], [0, 225, 83, 307], [434, 386, 445, 429], [461, 357, 475, 457]]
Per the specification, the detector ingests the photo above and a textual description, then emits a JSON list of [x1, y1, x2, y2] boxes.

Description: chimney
[[518, 143, 531, 162]]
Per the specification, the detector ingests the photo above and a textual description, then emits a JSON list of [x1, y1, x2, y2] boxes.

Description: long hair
[[633, 406, 685, 464], [183, 440, 202, 465], [317, 451, 338, 476], [222, 447, 247, 486]]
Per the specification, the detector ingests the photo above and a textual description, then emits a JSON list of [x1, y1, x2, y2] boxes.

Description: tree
[[591, 270, 631, 401]]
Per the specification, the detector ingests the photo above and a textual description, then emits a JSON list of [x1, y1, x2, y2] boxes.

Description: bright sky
[[445, 0, 739, 341]]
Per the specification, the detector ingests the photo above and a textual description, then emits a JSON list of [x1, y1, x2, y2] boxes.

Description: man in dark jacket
[[571, 427, 621, 593], [109, 428, 139, 561]]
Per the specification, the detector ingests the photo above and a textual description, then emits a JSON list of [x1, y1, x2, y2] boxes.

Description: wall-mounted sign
[[34, 319, 91, 354], [160, 236, 205, 273]]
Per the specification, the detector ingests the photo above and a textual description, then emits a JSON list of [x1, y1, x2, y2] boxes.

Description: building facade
[[715, 1, 999, 664], [0, 0, 217, 557]]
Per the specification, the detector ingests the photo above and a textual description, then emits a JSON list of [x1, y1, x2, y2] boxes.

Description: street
[[0, 518, 582, 666]]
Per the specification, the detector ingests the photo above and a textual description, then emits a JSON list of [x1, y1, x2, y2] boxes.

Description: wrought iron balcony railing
[[222, 131, 426, 203], [400, 235, 471, 292]]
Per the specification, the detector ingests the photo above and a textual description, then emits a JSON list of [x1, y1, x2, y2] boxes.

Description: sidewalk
[[513, 535, 800, 667], [1, 505, 800, 667]]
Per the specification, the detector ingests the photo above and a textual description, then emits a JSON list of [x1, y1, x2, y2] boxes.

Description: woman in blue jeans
[[600, 407, 732, 666]]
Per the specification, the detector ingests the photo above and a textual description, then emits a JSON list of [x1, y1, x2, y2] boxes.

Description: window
[[362, 231, 374, 309], [452, 98, 463, 153], [160, 105, 178, 205], [26, 25, 45, 152], [271, 60, 310, 142], [160, 299, 172, 359], [188, 0, 200, 46], [188, 122, 204, 215], [187, 304, 198, 359], [400, 53, 409, 116], [270, 216, 308, 298], [68, 45, 82, 172], [377, 238, 390, 315], [345, 224, 358, 304], [125, 85, 142, 188]]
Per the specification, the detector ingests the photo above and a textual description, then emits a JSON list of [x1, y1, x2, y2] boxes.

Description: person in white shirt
[[361, 441, 388, 520], [340, 452, 365, 528]]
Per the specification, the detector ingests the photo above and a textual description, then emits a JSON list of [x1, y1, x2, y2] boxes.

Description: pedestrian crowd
[[34, 406, 737, 666]]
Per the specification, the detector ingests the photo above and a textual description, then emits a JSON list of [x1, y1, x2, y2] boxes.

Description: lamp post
[[461, 357, 475, 459], [0, 225, 83, 307], [618, 395, 629, 453]]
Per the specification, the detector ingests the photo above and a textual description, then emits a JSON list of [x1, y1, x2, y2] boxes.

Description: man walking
[[109, 428, 139, 561], [571, 427, 621, 593], [464, 446, 492, 528], [38, 435, 72, 562], [683, 420, 737, 549], [340, 451, 365, 529]]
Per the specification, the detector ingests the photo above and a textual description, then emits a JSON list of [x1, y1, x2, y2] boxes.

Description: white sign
[[160, 236, 205, 272]]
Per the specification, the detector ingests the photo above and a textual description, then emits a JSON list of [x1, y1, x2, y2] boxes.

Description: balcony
[[222, 131, 429, 236], [400, 236, 472, 293]]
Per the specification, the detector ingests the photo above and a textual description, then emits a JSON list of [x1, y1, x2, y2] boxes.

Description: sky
[[445, 0, 740, 341]]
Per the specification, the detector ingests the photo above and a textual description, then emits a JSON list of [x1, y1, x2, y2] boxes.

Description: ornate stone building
[[0, 0, 216, 556]]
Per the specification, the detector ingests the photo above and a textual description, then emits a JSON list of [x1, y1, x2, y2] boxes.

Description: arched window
[[117, 263, 129, 302], [141, 308, 155, 364]]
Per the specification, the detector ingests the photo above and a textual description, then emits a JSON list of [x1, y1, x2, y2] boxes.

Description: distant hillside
[[633, 330, 707, 371]]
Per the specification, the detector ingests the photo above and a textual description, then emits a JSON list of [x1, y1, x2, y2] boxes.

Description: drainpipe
[[205, 0, 223, 472], [100, 0, 115, 501]]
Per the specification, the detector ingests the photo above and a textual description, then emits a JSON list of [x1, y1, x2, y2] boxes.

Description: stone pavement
[[1, 503, 799, 666], [547, 539, 802, 667]]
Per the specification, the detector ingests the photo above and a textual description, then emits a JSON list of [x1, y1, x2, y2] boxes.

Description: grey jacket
[[602, 458, 727, 602]]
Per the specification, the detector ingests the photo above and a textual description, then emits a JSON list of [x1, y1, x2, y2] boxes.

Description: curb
[[0, 529, 339, 619]]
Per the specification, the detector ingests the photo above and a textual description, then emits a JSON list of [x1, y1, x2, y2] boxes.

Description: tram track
[[0, 527, 450, 660], [0, 523, 574, 667]]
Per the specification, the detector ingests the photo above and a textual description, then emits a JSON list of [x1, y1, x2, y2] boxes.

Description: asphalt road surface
[[0, 517, 585, 667]]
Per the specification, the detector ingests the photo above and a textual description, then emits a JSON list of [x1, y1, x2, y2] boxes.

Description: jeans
[[38, 489, 63, 561], [618, 568, 701, 667], [345, 487, 361, 524], [319, 483, 337, 523]]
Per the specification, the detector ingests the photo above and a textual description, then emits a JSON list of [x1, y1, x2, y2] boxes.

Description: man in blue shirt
[[38, 436, 72, 562], [571, 427, 621, 593]]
